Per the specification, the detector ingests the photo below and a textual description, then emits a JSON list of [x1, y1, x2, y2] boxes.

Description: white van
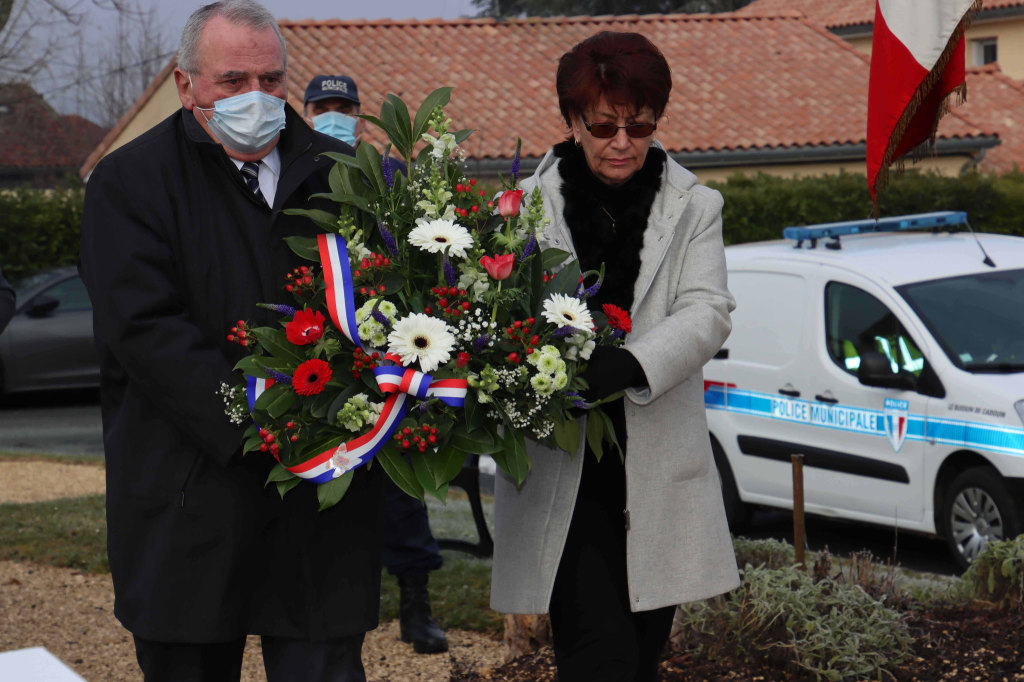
[[704, 211, 1024, 569]]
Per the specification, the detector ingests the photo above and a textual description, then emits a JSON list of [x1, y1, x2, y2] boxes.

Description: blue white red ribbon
[[318, 233, 362, 348]]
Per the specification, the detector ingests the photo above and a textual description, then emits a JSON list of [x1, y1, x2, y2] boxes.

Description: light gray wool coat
[[490, 144, 741, 614]]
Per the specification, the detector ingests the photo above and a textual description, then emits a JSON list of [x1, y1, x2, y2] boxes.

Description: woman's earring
[[574, 137, 581, 147]]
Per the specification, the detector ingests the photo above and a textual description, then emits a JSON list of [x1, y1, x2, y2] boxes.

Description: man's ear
[[174, 68, 194, 110], [355, 116, 366, 138]]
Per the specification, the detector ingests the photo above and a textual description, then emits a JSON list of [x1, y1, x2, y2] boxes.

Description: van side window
[[825, 282, 924, 377]]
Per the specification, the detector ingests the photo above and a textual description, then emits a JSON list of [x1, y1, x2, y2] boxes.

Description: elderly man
[[79, 2, 382, 680]]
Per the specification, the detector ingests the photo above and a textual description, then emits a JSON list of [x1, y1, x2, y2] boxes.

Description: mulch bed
[[455, 604, 1024, 681]]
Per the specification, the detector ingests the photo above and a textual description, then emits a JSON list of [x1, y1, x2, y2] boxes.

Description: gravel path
[[0, 460, 506, 681]]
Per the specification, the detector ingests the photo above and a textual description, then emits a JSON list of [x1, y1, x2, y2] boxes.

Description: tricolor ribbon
[[318, 233, 362, 348]]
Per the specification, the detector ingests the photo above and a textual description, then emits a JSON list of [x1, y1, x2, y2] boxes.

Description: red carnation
[[292, 359, 332, 396], [602, 304, 632, 333], [286, 309, 326, 346]]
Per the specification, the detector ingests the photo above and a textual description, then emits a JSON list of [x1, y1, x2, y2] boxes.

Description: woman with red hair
[[490, 31, 739, 681]]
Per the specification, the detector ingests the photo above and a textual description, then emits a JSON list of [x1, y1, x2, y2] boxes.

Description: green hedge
[[0, 187, 85, 283], [4, 170, 1024, 283], [711, 169, 1024, 245]]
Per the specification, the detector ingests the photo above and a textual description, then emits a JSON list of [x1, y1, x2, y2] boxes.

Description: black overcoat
[[80, 106, 384, 643]]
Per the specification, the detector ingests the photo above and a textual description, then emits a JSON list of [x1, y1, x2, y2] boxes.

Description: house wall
[[102, 76, 180, 157], [838, 15, 1024, 80], [692, 154, 976, 185]]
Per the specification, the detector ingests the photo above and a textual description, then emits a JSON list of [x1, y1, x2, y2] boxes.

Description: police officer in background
[[303, 74, 449, 656]]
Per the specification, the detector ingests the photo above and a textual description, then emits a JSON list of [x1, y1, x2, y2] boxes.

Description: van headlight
[[1017, 400, 1024, 426]]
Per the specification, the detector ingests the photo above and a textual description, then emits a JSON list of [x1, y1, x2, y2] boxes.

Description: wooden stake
[[792, 453, 805, 567]]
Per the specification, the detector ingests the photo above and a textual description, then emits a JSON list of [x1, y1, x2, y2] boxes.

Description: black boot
[[398, 573, 449, 654]]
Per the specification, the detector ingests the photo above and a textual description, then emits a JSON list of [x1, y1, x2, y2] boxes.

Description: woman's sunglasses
[[581, 116, 657, 139]]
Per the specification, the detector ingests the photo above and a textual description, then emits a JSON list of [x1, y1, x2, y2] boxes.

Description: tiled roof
[[0, 83, 107, 170], [736, 0, 1024, 30], [277, 14, 988, 162], [942, 65, 1024, 173]]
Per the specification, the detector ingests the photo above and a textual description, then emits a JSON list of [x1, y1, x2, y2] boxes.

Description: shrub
[[0, 187, 84, 282], [955, 535, 1024, 611], [732, 535, 795, 570], [673, 556, 913, 680]]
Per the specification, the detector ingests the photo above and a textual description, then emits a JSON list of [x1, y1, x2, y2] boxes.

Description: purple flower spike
[[552, 326, 574, 338], [382, 155, 394, 190], [581, 278, 602, 300], [259, 303, 299, 316], [610, 328, 625, 340], [520, 233, 536, 261], [378, 220, 399, 256], [472, 334, 491, 352], [371, 310, 392, 328], [264, 367, 293, 384], [510, 139, 521, 184], [443, 256, 457, 286]]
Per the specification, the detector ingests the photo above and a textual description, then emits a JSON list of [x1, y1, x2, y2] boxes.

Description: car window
[[36, 276, 92, 312], [825, 282, 924, 377]]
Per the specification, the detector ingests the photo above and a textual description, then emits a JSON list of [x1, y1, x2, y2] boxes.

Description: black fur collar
[[554, 139, 665, 312]]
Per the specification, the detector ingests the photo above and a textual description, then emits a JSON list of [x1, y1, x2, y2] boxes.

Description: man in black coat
[[79, 2, 382, 680]]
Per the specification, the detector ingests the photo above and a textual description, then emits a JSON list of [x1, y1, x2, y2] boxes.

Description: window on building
[[972, 38, 998, 66]]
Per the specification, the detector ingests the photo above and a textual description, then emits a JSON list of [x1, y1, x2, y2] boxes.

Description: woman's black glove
[[580, 346, 647, 403]]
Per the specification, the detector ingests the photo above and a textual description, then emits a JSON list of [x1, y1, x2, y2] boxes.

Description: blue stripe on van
[[704, 385, 1024, 457]]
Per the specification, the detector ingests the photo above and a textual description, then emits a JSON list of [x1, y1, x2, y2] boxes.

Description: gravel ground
[[0, 460, 506, 681]]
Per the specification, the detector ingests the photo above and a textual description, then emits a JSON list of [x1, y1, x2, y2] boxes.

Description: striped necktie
[[239, 161, 268, 207]]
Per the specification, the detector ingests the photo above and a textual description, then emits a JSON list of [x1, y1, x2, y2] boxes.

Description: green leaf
[[448, 421, 503, 456], [243, 433, 264, 455], [377, 449, 425, 501], [410, 452, 449, 503], [453, 128, 473, 145], [494, 428, 531, 488], [292, 432, 346, 462], [551, 417, 580, 456], [317, 472, 354, 511], [309, 190, 373, 214], [539, 258, 582, 315], [585, 413, 605, 462], [317, 151, 362, 168], [412, 87, 453, 141], [265, 463, 295, 484], [594, 407, 623, 460], [541, 247, 573, 272], [254, 327, 305, 365], [356, 142, 386, 196], [384, 94, 414, 159], [253, 383, 295, 420], [233, 355, 264, 374], [282, 234, 322, 261], [275, 477, 301, 499]]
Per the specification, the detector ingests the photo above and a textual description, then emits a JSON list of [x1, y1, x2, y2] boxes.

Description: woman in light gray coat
[[490, 31, 739, 681]]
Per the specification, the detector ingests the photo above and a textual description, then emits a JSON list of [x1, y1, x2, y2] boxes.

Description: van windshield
[[897, 268, 1024, 373]]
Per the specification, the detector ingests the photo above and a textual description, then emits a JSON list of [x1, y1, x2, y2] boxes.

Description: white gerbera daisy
[[387, 313, 456, 373], [408, 219, 474, 258], [542, 293, 594, 333]]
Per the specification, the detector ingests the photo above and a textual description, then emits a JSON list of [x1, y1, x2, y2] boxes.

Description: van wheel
[[712, 439, 751, 532], [942, 467, 1021, 571]]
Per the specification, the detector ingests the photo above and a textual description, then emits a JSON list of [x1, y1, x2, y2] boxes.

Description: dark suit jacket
[[80, 106, 384, 642]]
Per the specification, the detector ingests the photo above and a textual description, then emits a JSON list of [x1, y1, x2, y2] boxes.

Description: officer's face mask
[[190, 75, 286, 154], [312, 111, 359, 147]]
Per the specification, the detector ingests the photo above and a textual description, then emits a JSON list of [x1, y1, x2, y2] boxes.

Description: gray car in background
[[0, 267, 99, 395]]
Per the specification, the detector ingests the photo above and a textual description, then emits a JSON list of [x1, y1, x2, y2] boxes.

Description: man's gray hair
[[177, 0, 287, 74]]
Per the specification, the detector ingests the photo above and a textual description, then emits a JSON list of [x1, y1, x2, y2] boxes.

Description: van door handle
[[815, 394, 839, 404], [778, 388, 800, 397]]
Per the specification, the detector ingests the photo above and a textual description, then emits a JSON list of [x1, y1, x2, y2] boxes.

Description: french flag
[[866, 0, 979, 204]]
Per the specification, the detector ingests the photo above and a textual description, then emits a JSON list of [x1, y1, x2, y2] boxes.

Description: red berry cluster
[[353, 252, 390, 298], [423, 286, 471, 318], [453, 178, 488, 218], [350, 347, 381, 380], [393, 423, 439, 453], [227, 319, 250, 346], [258, 422, 299, 457], [285, 265, 316, 296], [504, 317, 539, 363]]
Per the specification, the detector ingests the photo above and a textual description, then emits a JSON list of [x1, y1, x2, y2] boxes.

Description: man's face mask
[[191, 76, 286, 154], [313, 111, 359, 147]]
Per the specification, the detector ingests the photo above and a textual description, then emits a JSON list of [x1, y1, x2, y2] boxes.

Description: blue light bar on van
[[783, 211, 968, 242]]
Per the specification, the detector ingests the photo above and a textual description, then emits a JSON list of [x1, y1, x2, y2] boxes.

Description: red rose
[[497, 189, 524, 217], [292, 359, 332, 396], [480, 253, 515, 281], [456, 351, 470, 368], [286, 308, 326, 346], [602, 304, 632, 333]]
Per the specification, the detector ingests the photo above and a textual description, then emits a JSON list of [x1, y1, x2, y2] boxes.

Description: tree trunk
[[502, 613, 552, 661]]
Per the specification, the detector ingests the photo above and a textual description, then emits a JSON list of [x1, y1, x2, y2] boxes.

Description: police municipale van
[[703, 211, 1024, 570]]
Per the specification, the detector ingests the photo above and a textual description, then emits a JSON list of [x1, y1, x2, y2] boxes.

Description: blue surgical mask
[[191, 78, 286, 154], [313, 111, 358, 147]]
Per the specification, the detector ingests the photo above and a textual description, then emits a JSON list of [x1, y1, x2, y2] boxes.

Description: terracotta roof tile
[[940, 65, 1024, 173], [0, 83, 107, 171], [736, 0, 1024, 30], [278, 14, 987, 163]]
